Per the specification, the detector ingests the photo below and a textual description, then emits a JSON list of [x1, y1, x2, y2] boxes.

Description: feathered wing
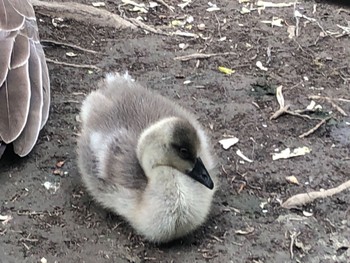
[[0, 61, 31, 143], [0, 0, 50, 157], [13, 41, 43, 156], [37, 42, 50, 129]]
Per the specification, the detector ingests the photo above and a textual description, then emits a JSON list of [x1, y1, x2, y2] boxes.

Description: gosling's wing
[[78, 126, 148, 192], [0, 0, 50, 157]]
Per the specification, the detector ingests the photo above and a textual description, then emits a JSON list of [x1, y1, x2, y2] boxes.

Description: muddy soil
[[1, 0, 349, 262]]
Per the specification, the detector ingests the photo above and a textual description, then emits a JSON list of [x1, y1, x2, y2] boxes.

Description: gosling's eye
[[180, 148, 188, 154], [179, 147, 191, 159]]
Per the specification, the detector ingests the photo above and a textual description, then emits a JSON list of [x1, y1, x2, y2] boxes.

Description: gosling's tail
[[105, 71, 135, 87]]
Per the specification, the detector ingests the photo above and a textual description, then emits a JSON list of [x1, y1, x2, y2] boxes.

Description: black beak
[[187, 158, 214, 190]]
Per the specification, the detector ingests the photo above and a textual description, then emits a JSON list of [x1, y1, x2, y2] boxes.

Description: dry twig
[[309, 95, 349, 116], [174, 52, 236, 61], [282, 179, 350, 209], [46, 58, 101, 71], [298, 117, 331, 138], [289, 231, 300, 259], [41, 39, 99, 54]]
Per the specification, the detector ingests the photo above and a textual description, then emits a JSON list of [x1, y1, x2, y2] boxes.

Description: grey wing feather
[[0, 34, 14, 86], [10, 33, 30, 69], [13, 43, 43, 156], [0, 0, 50, 157], [0, 62, 31, 143], [7, 0, 35, 19], [37, 42, 50, 129], [0, 0, 24, 31]]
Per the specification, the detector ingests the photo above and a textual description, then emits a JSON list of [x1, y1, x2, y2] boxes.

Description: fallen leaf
[[0, 214, 13, 225], [207, 2, 220, 12], [235, 226, 254, 235], [149, 2, 158, 8], [257, 1, 295, 8], [272, 147, 311, 160], [171, 20, 186, 27], [43, 182, 60, 193], [179, 43, 188, 49], [178, 0, 192, 9], [256, 61, 268, 71], [197, 23, 205, 30], [287, 25, 296, 38], [172, 30, 199, 38], [302, 211, 313, 217], [218, 66, 235, 75], [0, 215, 9, 221], [286, 176, 300, 185], [56, 160, 65, 168], [92, 2, 105, 7], [240, 6, 251, 14], [66, 52, 78, 57], [236, 149, 253, 163], [219, 137, 239, 150], [261, 17, 284, 27]]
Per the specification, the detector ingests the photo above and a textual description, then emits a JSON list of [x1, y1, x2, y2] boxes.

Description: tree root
[[32, 0, 137, 30]]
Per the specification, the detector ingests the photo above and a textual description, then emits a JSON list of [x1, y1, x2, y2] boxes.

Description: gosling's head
[[137, 117, 214, 190]]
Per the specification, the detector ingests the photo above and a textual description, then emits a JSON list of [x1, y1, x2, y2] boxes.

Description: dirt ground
[[1, 0, 349, 262]]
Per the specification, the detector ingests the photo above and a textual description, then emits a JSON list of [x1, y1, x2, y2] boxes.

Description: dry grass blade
[[282, 179, 350, 209]]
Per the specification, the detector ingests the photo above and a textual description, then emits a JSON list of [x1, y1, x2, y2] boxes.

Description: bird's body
[[77, 73, 216, 242], [0, 0, 50, 158]]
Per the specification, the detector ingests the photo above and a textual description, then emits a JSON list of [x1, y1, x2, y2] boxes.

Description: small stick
[[270, 105, 290, 120], [46, 58, 101, 71], [309, 95, 350, 103], [127, 18, 168, 35], [282, 179, 350, 209], [309, 95, 349, 116], [299, 117, 331, 138], [41, 39, 99, 54], [285, 110, 314, 120], [174, 52, 236, 61], [289, 231, 300, 259], [329, 101, 347, 116]]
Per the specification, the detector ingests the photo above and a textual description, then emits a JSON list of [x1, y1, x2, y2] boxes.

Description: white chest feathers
[[130, 171, 214, 243]]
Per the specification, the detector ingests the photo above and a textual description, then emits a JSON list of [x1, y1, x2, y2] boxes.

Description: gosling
[[0, 0, 50, 158], [77, 72, 217, 243]]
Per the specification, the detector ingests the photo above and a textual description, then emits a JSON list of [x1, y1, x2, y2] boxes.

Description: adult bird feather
[[0, 0, 50, 158]]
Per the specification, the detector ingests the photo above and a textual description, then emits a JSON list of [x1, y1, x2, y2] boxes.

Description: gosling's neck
[[136, 117, 179, 173]]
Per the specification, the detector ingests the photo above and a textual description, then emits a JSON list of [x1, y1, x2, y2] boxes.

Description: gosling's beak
[[188, 158, 214, 190]]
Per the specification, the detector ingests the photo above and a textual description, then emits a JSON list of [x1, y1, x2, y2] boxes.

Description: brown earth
[[1, 0, 349, 262]]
